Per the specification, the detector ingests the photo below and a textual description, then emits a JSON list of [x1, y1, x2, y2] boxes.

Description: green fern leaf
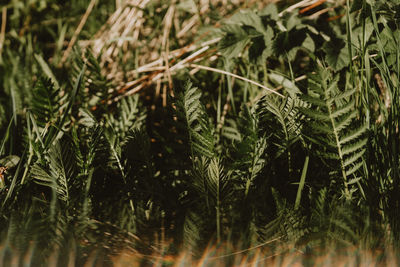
[[258, 94, 305, 175], [343, 149, 366, 167], [341, 138, 368, 156], [30, 141, 74, 203], [329, 88, 357, 103], [339, 125, 367, 145], [176, 81, 215, 159], [335, 111, 358, 132], [31, 78, 62, 128], [300, 67, 367, 199], [331, 99, 355, 118], [345, 161, 364, 176], [298, 107, 330, 122], [300, 94, 326, 107]]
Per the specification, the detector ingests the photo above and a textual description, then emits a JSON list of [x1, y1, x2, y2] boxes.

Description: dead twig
[[0, 7, 7, 59], [61, 0, 97, 65], [299, 0, 327, 14]]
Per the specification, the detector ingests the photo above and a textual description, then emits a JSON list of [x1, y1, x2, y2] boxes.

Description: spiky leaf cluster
[[299, 67, 367, 199], [176, 81, 215, 159]]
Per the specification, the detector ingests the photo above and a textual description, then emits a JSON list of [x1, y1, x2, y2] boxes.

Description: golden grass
[[111, 243, 398, 267], [0, 236, 398, 267], [73, 0, 347, 110]]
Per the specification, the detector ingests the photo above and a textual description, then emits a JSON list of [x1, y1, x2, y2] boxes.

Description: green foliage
[[299, 67, 367, 199], [0, 0, 400, 264], [30, 78, 62, 128], [176, 81, 215, 159], [322, 38, 351, 71], [31, 140, 73, 203]]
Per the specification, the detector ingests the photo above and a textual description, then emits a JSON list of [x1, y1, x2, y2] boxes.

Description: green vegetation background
[[0, 0, 400, 265]]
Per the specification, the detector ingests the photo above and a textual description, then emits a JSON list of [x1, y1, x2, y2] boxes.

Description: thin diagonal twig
[[205, 236, 283, 260], [188, 64, 285, 98], [61, 0, 97, 64], [0, 7, 7, 59]]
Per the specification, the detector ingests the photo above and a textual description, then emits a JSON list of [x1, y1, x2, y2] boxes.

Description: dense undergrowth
[[0, 0, 400, 266]]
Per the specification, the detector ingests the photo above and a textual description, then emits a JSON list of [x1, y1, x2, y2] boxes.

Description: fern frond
[[30, 140, 74, 204], [300, 67, 367, 199], [105, 94, 146, 140], [207, 157, 229, 241], [328, 88, 357, 103], [122, 127, 153, 180], [257, 93, 305, 184], [70, 48, 113, 111], [230, 104, 267, 198], [183, 210, 202, 252], [77, 125, 103, 226], [31, 78, 63, 128], [343, 149, 366, 167], [341, 138, 368, 156], [335, 110, 357, 132], [176, 81, 215, 159], [345, 161, 364, 176], [301, 94, 326, 107], [307, 121, 333, 134]]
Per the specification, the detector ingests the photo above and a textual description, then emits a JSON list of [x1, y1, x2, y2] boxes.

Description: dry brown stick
[[299, 0, 327, 14], [99, 50, 210, 108], [177, 14, 198, 38], [117, 74, 151, 95], [279, 0, 316, 17], [0, 7, 7, 59], [161, 3, 175, 49], [163, 45, 173, 94], [60, 0, 97, 65], [115, 0, 122, 10], [307, 7, 332, 19], [126, 37, 220, 76], [375, 73, 390, 109], [162, 3, 175, 105], [93, 38, 217, 110], [326, 13, 345, 22]]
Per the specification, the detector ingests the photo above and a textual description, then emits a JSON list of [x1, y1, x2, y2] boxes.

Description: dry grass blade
[[61, 0, 97, 64], [298, 0, 327, 14], [83, 0, 288, 107], [162, 2, 175, 104], [307, 7, 333, 19], [279, 0, 344, 17], [0, 7, 6, 60], [101, 40, 219, 106], [279, 0, 320, 17], [90, 0, 150, 63], [207, 236, 283, 259], [125, 37, 221, 76], [189, 64, 284, 98]]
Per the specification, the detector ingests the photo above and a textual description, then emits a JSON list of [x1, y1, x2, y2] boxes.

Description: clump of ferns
[[218, 83, 309, 244], [257, 90, 307, 185], [219, 102, 268, 244], [174, 81, 234, 252]]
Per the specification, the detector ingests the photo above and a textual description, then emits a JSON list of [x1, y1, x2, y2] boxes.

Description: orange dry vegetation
[[75, 0, 346, 109], [111, 245, 398, 267]]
